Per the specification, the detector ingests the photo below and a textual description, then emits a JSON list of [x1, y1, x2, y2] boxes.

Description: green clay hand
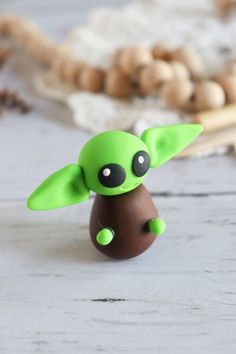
[[96, 228, 114, 246], [148, 218, 166, 236]]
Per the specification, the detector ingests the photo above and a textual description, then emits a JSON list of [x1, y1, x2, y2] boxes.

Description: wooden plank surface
[[0, 1, 236, 353], [1, 195, 236, 353]]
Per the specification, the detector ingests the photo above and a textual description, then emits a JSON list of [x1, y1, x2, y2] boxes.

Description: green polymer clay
[[141, 124, 203, 168], [79, 130, 149, 196], [27, 164, 89, 210], [27, 124, 203, 210], [96, 228, 114, 246], [148, 218, 166, 236]]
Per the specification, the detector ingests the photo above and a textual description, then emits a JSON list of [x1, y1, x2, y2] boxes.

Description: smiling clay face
[[79, 130, 150, 196]]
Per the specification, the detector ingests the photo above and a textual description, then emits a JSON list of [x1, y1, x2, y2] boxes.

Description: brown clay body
[[89, 184, 158, 259]]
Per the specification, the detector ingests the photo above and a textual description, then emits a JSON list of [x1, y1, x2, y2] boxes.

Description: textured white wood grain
[[0, 195, 236, 354], [0, 0, 236, 353]]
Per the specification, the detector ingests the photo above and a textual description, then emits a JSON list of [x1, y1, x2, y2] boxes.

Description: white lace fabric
[[35, 0, 236, 154]]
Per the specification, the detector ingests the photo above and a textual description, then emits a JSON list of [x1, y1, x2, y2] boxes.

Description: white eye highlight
[[138, 156, 144, 164], [103, 168, 111, 177]]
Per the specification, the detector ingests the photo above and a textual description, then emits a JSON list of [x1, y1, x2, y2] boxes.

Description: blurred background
[[1, 0, 236, 141]]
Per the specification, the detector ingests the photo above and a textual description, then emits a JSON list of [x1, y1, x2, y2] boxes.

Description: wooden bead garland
[[161, 79, 227, 111], [171, 47, 205, 80], [151, 44, 205, 79], [1, 14, 236, 114], [138, 60, 190, 97], [116, 46, 153, 75]]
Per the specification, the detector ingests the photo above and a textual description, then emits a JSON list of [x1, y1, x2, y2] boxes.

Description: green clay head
[[27, 124, 203, 210], [79, 130, 150, 196]]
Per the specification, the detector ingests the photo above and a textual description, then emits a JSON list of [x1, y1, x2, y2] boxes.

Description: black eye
[[132, 150, 150, 177], [98, 164, 126, 188]]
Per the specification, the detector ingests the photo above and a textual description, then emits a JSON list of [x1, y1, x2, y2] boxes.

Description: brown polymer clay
[[89, 184, 158, 259]]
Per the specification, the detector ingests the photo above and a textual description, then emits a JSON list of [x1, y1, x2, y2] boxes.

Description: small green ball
[[148, 218, 166, 236], [96, 228, 114, 246]]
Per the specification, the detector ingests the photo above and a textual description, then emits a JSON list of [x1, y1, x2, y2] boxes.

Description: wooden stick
[[178, 126, 236, 157], [191, 104, 236, 133]]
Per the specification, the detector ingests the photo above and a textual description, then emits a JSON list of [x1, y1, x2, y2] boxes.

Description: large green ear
[[141, 124, 203, 167], [27, 164, 90, 210]]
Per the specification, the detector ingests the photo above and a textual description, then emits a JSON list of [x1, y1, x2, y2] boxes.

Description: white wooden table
[[0, 1, 236, 353]]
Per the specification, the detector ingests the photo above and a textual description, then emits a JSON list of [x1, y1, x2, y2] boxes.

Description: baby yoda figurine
[[28, 124, 203, 259]]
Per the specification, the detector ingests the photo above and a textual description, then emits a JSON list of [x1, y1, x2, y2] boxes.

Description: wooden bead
[[52, 57, 67, 78], [39, 42, 58, 66], [60, 59, 82, 84], [105, 68, 133, 98], [216, 74, 236, 103], [171, 47, 205, 79], [152, 44, 172, 61], [23, 32, 43, 49], [27, 36, 56, 64], [161, 79, 194, 109], [23, 36, 43, 58], [51, 46, 75, 75], [79, 66, 105, 93], [139, 60, 173, 96], [10, 19, 41, 45], [52, 57, 82, 84], [194, 81, 225, 111], [51, 54, 73, 78], [170, 61, 190, 80], [118, 46, 153, 75]]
